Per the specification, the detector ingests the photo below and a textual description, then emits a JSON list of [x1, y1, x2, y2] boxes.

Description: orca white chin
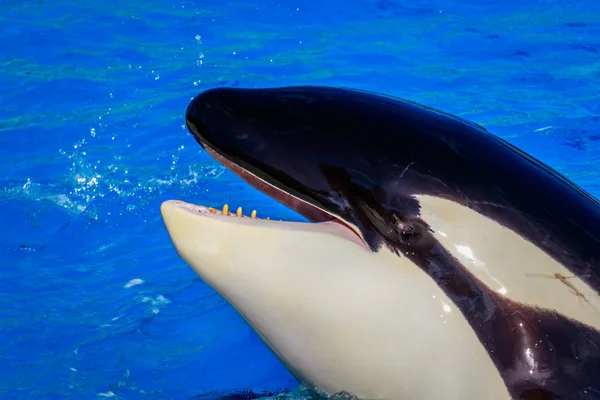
[[160, 198, 511, 400]]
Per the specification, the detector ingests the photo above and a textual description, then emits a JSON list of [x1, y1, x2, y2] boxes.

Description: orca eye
[[389, 214, 418, 238], [397, 222, 416, 236]]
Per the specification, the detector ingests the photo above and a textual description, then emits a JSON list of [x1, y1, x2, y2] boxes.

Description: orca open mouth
[[203, 146, 334, 223], [180, 86, 372, 248], [188, 140, 368, 248]]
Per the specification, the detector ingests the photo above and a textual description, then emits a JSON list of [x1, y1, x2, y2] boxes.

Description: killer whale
[[161, 86, 600, 400]]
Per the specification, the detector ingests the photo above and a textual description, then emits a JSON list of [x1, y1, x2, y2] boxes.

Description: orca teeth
[[207, 203, 261, 218], [205, 203, 272, 219], [172, 200, 276, 220]]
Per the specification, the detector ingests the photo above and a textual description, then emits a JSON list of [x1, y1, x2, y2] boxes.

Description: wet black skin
[[185, 86, 600, 399]]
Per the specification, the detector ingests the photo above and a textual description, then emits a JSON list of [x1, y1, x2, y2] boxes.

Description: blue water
[[1, 0, 599, 398]]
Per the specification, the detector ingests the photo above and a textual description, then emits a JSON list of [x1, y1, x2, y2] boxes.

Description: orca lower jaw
[[189, 143, 368, 248]]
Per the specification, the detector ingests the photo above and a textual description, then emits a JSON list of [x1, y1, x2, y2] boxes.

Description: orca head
[[181, 85, 487, 252], [160, 85, 600, 400]]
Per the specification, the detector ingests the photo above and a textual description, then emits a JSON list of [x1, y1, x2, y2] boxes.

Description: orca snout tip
[[185, 91, 207, 120], [160, 199, 181, 219], [185, 98, 212, 144], [186, 87, 239, 142]]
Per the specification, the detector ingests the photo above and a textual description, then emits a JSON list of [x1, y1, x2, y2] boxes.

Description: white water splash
[[139, 294, 171, 316], [124, 278, 144, 288], [1, 133, 227, 221]]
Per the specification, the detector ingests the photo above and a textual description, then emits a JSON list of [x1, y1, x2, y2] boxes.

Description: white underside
[[161, 194, 600, 399], [164, 197, 534, 400]]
